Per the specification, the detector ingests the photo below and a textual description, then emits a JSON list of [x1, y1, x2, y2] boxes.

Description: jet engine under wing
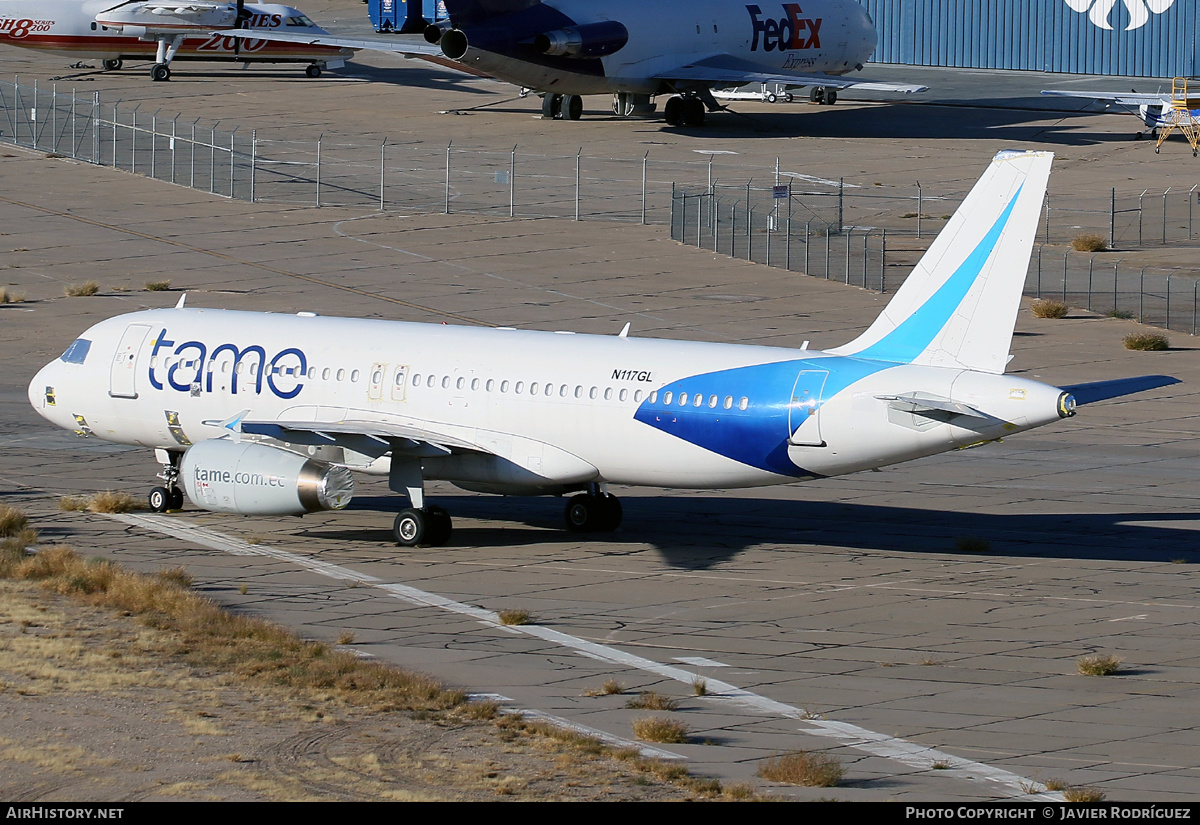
[[661, 54, 927, 94]]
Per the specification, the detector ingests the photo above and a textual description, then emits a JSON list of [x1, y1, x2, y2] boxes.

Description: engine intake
[[533, 21, 628, 58], [181, 440, 354, 516]]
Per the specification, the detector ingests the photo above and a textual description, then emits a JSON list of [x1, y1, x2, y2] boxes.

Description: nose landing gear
[[148, 449, 184, 512]]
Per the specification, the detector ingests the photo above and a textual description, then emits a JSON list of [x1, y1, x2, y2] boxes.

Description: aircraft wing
[[240, 417, 481, 455], [659, 54, 927, 94], [220, 29, 445, 59], [1041, 90, 1169, 106]]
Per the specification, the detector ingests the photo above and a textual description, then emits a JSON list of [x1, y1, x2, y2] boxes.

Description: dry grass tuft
[[1062, 785, 1106, 802], [584, 678, 625, 697], [1043, 777, 1069, 791], [463, 699, 500, 720], [0, 543, 466, 712], [625, 691, 680, 711], [336, 631, 355, 645], [1123, 332, 1169, 351], [497, 608, 533, 626], [0, 287, 26, 303], [144, 280, 171, 291], [84, 491, 139, 514], [65, 281, 100, 297], [758, 750, 845, 787], [0, 504, 29, 537], [1077, 653, 1122, 676], [692, 676, 708, 696], [58, 496, 88, 512], [632, 716, 689, 744], [1071, 233, 1107, 252], [1031, 298, 1069, 319], [156, 567, 193, 589], [955, 536, 991, 553]]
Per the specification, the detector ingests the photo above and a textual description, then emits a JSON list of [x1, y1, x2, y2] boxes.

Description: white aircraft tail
[[830, 150, 1052, 374]]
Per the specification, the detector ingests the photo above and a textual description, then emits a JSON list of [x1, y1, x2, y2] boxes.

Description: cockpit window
[[286, 15, 315, 26], [60, 338, 91, 364]]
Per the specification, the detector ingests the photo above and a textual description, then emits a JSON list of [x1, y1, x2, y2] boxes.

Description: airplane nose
[[28, 362, 55, 419]]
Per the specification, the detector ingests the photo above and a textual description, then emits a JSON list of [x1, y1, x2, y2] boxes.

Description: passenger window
[[456, 377, 465, 390], [708, 395, 717, 408], [486, 379, 494, 391], [395, 372, 406, 388], [441, 376, 450, 389], [678, 392, 688, 406], [471, 378, 480, 391], [619, 389, 628, 401], [604, 388, 613, 401], [662, 391, 672, 405], [634, 390, 643, 402], [589, 387, 598, 399], [501, 380, 509, 393], [351, 370, 360, 382], [336, 369, 346, 381], [739, 397, 749, 410], [574, 386, 582, 398], [560, 384, 569, 397], [531, 382, 540, 395], [649, 390, 658, 403], [515, 381, 524, 394], [724, 396, 733, 409], [693, 395, 702, 407]]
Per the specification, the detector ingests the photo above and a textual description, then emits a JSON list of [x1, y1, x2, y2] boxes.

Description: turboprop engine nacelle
[[181, 440, 354, 516]]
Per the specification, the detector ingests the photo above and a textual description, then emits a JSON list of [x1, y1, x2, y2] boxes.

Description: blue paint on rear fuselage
[[633, 356, 890, 476]]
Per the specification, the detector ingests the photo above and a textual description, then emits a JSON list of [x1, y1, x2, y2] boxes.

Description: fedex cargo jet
[[28, 151, 1177, 546]]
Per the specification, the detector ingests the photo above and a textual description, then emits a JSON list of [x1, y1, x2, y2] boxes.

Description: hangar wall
[[859, 0, 1198, 77]]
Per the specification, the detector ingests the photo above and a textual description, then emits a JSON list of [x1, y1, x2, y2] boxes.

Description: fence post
[[805, 219, 811, 274], [1062, 250, 1068, 304], [509, 144, 516, 217], [210, 123, 217, 195], [1166, 273, 1172, 330], [1044, 194, 1050, 243], [1110, 188, 1116, 249], [1162, 187, 1171, 244], [844, 228, 851, 284], [381, 138, 387, 211], [69, 86, 76, 158], [112, 101, 119, 168], [730, 201, 736, 258], [824, 226, 830, 279], [131, 105, 138, 173], [151, 108, 158, 180], [1190, 185, 1198, 239], [444, 140, 452, 214], [170, 115, 177, 184], [1139, 266, 1146, 322], [229, 127, 236, 199], [747, 207, 753, 261], [765, 202, 770, 266], [641, 150, 648, 225], [712, 192, 718, 251], [1036, 244, 1043, 297], [862, 228, 871, 287], [315, 133, 322, 207], [837, 177, 844, 234], [1113, 259, 1121, 315], [1138, 189, 1147, 246], [250, 129, 256, 203], [51, 83, 56, 153], [574, 147, 581, 221], [1192, 279, 1197, 336], [880, 229, 887, 292], [785, 196, 792, 270], [1087, 255, 1096, 311], [916, 181, 922, 240], [92, 92, 100, 163]]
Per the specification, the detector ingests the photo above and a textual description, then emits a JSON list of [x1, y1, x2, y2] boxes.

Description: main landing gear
[[541, 93, 584, 120], [809, 86, 837, 105], [564, 488, 622, 533], [102, 58, 123, 72], [393, 506, 452, 546], [148, 449, 184, 512], [663, 95, 707, 127], [149, 34, 183, 81]]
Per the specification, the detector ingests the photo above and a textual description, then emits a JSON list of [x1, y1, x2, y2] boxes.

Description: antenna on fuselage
[[175, 293, 187, 309], [618, 322, 631, 338]]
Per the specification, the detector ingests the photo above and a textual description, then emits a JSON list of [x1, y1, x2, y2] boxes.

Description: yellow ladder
[[1155, 77, 1200, 157]]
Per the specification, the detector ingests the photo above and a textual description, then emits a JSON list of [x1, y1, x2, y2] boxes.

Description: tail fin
[[830, 150, 1052, 374]]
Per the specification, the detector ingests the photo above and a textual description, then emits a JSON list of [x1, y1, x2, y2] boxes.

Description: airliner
[[0, 0, 352, 81], [28, 151, 1177, 547], [225, 0, 926, 125]]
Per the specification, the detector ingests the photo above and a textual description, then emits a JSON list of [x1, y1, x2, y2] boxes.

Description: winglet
[[830, 150, 1053, 375]]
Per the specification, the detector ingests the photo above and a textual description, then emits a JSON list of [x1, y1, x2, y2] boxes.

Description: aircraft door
[[109, 324, 151, 399], [368, 362, 387, 401], [788, 369, 829, 446]]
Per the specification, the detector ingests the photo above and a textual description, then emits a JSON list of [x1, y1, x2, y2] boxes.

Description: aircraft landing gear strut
[[390, 457, 452, 547], [102, 58, 123, 72], [150, 34, 183, 81], [148, 448, 184, 512]]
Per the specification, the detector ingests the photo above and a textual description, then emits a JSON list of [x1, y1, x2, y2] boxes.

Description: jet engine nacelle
[[533, 21, 629, 58], [180, 440, 354, 516]]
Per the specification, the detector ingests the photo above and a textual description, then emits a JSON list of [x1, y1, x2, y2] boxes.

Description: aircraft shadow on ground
[[339, 494, 1199, 569]]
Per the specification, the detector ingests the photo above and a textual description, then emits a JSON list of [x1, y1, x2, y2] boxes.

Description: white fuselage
[[447, 0, 877, 95], [0, 1, 350, 64], [28, 307, 1070, 496]]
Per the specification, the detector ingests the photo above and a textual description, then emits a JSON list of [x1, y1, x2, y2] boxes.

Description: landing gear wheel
[[809, 86, 825, 105], [150, 63, 170, 82], [825, 89, 837, 105], [394, 508, 427, 546], [564, 94, 583, 120], [785, 92, 794, 103], [394, 507, 452, 547], [663, 96, 684, 127], [168, 488, 184, 510], [541, 93, 563, 119], [766, 92, 778, 104], [102, 59, 123, 71], [683, 97, 706, 126], [306, 64, 322, 78], [1156, 146, 1161, 154], [564, 493, 622, 533], [149, 487, 171, 513]]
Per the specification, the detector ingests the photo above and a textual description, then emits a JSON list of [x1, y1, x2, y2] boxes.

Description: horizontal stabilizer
[[1062, 375, 1180, 405], [876, 392, 993, 420]]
